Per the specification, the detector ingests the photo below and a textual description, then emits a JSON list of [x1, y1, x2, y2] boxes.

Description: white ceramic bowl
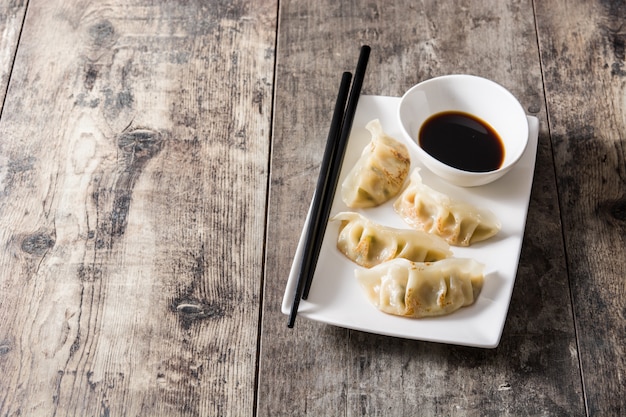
[[397, 74, 529, 187]]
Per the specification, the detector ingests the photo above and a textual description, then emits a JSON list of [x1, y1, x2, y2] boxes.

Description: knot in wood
[[176, 303, 204, 315], [20, 232, 55, 255], [88, 20, 116, 47], [117, 129, 163, 164], [173, 299, 225, 329], [598, 195, 626, 225], [610, 197, 626, 222]]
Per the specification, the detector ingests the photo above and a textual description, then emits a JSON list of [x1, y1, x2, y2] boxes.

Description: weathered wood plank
[[535, 0, 626, 415], [260, 0, 584, 415], [0, 0, 275, 415], [0, 0, 27, 113]]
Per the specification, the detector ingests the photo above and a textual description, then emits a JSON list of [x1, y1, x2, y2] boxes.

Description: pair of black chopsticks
[[288, 45, 371, 328]]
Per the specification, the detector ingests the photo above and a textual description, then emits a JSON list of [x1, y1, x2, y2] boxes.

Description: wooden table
[[1, 0, 624, 415]]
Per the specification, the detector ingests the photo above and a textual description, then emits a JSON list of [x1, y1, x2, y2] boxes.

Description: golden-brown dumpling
[[393, 169, 500, 246], [355, 258, 484, 318], [341, 119, 410, 208], [332, 212, 451, 268]]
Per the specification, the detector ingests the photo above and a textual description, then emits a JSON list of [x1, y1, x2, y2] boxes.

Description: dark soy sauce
[[419, 111, 505, 172]]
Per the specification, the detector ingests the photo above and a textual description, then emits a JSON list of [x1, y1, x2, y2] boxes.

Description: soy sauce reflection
[[418, 111, 505, 172]]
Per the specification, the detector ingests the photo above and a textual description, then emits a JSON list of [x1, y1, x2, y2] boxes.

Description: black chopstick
[[288, 45, 371, 328], [287, 71, 352, 328], [302, 45, 371, 300]]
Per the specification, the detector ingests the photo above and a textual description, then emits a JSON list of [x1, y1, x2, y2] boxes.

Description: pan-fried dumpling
[[332, 212, 452, 268], [356, 258, 484, 318], [393, 169, 500, 246], [341, 119, 410, 208]]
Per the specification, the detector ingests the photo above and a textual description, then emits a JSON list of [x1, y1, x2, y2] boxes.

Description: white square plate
[[282, 95, 539, 348]]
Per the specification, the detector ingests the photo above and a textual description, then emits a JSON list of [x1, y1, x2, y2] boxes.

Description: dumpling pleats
[[393, 169, 501, 246], [332, 211, 452, 268], [341, 119, 410, 208], [356, 258, 484, 318]]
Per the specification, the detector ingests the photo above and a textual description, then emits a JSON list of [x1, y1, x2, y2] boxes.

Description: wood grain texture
[[535, 0, 626, 415], [260, 0, 584, 416], [0, 0, 27, 113], [0, 0, 275, 416], [2, 0, 624, 415]]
